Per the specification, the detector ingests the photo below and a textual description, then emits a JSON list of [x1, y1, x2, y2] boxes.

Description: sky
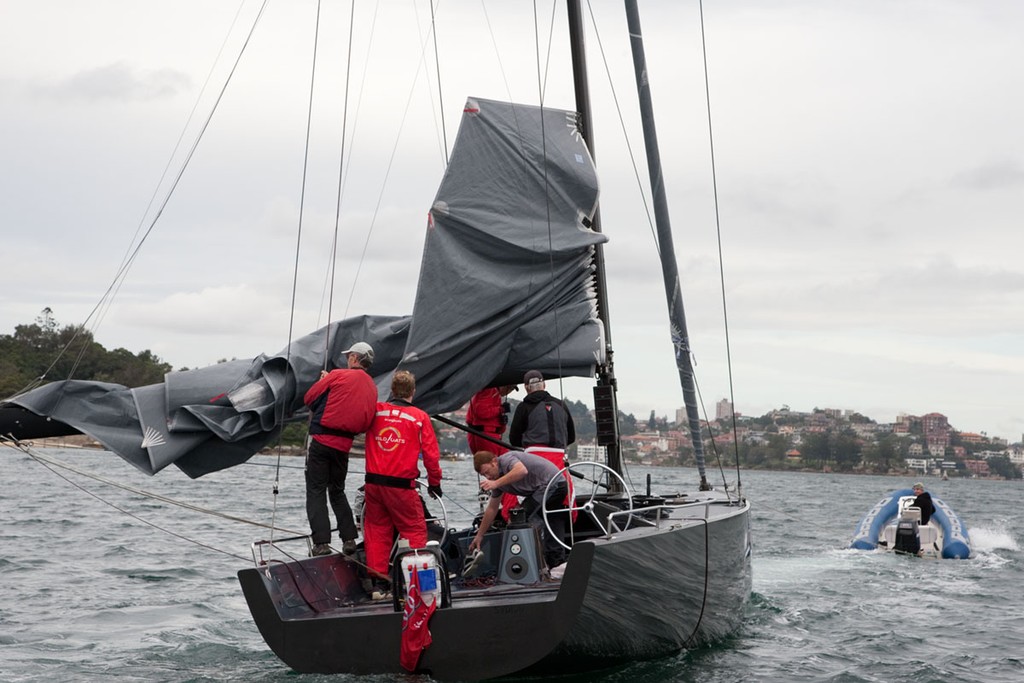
[[2, 1, 1023, 442]]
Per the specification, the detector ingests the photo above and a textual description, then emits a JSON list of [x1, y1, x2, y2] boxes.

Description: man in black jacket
[[507, 370, 576, 526], [911, 482, 935, 524], [508, 370, 575, 456]]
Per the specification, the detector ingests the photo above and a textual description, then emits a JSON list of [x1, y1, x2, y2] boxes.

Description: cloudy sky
[[2, 1, 1022, 442]]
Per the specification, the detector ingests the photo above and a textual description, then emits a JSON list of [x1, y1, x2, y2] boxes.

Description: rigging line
[[429, 0, 449, 164], [317, 1, 377, 328], [36, 1, 273, 404], [241, 459, 304, 470], [89, 1, 254, 341], [479, 3, 516, 103], [411, 2, 447, 182], [1, 440, 305, 536], [342, 10, 435, 320], [584, 1, 659, 254], [538, 0, 558, 102], [693, 371, 734, 499], [1, 2, 258, 402], [285, 0, 324, 390], [271, 0, 326, 555], [531, 1, 566, 395], [322, 0, 357, 351], [681, 517, 711, 647], [697, 0, 742, 489], [3, 441, 258, 563]]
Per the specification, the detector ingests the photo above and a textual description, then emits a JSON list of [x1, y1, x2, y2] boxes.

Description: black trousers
[[305, 439, 357, 545], [522, 482, 569, 568]]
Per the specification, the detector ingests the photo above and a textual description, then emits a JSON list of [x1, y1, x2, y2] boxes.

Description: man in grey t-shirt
[[469, 450, 569, 569]]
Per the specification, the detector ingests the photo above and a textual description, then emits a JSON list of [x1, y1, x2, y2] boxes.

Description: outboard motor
[[893, 518, 921, 554]]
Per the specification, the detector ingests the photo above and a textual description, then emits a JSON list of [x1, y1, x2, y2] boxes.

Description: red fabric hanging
[[400, 567, 437, 672]]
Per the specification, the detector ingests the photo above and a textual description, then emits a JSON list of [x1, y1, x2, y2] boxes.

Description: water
[[2, 447, 1023, 682]]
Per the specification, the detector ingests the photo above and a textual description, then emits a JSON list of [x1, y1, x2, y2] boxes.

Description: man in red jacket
[[466, 384, 518, 519], [303, 341, 378, 557], [465, 384, 516, 454], [363, 370, 443, 579]]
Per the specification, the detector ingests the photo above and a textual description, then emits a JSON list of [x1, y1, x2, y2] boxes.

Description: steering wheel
[[542, 461, 632, 551]]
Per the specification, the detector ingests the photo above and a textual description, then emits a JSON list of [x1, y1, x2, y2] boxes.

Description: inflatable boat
[[850, 488, 970, 559]]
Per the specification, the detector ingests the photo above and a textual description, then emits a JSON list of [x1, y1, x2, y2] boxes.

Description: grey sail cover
[[398, 98, 605, 413], [4, 98, 605, 477]]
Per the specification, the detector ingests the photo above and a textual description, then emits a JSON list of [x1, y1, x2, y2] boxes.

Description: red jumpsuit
[[466, 387, 509, 455], [466, 387, 518, 520], [363, 398, 443, 576]]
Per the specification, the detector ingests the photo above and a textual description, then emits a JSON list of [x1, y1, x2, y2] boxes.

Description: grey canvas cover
[[3, 98, 606, 477]]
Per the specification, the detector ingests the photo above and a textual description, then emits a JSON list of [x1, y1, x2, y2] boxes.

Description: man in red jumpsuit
[[303, 341, 378, 557], [363, 370, 443, 579], [466, 384, 515, 454], [466, 384, 518, 520]]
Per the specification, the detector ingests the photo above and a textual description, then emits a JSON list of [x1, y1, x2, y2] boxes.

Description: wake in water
[[964, 524, 1019, 569], [969, 525, 1019, 553]]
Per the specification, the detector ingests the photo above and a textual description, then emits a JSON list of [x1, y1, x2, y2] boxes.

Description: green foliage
[[564, 398, 596, 438], [279, 421, 309, 447], [620, 412, 638, 437], [861, 434, 908, 473], [563, 397, 637, 441], [987, 455, 1022, 480], [0, 311, 172, 396]]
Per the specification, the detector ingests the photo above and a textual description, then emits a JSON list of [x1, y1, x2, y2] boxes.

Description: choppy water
[[2, 447, 1022, 682]]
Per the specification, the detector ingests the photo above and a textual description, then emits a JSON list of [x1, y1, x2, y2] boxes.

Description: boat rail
[[545, 461, 743, 546], [247, 490, 449, 569], [250, 533, 313, 568], [607, 497, 730, 534]]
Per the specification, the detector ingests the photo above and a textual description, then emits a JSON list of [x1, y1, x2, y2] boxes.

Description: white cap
[[341, 341, 374, 367]]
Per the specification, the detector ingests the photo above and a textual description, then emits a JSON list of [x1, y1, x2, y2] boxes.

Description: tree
[[647, 410, 656, 431], [862, 434, 906, 474], [620, 412, 638, 437], [801, 431, 831, 468], [831, 429, 861, 471], [0, 312, 172, 393], [564, 398, 596, 440], [987, 455, 1022, 480]]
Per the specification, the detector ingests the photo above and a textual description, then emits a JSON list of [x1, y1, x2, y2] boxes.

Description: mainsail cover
[[398, 97, 605, 412], [1, 98, 605, 477]]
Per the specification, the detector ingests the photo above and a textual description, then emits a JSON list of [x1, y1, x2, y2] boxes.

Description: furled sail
[[4, 315, 410, 478], [1, 98, 605, 478], [397, 97, 606, 413]]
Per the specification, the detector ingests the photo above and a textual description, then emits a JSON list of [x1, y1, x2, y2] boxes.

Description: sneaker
[[310, 543, 333, 557], [342, 539, 357, 555], [462, 548, 484, 578]]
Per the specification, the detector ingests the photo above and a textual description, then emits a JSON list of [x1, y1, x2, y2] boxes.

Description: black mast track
[[624, 0, 709, 489]]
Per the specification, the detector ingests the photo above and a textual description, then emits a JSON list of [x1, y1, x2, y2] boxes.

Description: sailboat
[[1, 2, 751, 679]]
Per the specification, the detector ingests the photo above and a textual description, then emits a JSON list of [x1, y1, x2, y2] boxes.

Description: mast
[[624, 0, 710, 489], [566, 1, 623, 484]]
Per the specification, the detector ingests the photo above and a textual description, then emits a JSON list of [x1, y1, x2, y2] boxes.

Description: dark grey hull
[[238, 497, 751, 680]]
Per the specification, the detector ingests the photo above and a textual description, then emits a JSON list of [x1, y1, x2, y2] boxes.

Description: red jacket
[[466, 387, 505, 435], [304, 368, 378, 452], [365, 399, 442, 486]]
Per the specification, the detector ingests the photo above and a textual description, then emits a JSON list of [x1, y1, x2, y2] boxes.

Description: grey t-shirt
[[491, 451, 562, 502]]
